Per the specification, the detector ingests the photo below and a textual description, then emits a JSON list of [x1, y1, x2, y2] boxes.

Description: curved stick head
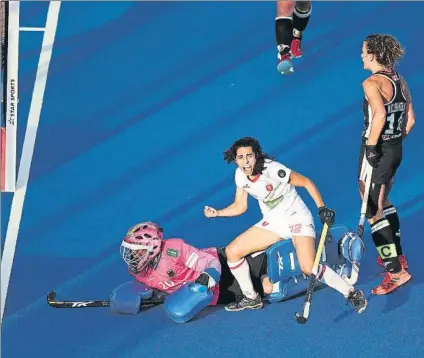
[[47, 291, 56, 301], [295, 313, 308, 324]]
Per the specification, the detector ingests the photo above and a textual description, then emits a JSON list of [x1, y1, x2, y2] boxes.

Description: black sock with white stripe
[[383, 205, 402, 255], [275, 17, 293, 56], [371, 218, 401, 273]]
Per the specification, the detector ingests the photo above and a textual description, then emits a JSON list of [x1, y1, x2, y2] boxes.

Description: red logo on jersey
[[266, 184, 273, 192], [262, 221, 269, 226]]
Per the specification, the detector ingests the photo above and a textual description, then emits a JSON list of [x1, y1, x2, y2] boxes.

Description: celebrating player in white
[[204, 137, 367, 313]]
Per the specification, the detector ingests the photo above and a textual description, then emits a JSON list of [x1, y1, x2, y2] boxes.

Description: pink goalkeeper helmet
[[120, 222, 164, 274]]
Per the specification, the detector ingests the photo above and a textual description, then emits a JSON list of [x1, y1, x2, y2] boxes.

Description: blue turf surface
[[2, 2, 424, 357]]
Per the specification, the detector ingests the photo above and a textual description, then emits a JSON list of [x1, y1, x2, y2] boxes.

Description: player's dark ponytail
[[223, 137, 274, 175]]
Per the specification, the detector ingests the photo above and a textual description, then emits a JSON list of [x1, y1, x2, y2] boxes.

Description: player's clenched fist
[[204, 206, 219, 218]]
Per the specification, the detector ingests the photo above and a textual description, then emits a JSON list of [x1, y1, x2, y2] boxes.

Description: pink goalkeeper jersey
[[132, 239, 222, 306]]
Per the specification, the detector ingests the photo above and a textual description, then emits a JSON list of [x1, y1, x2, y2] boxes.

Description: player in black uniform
[[359, 34, 416, 295], [275, 1, 312, 74]]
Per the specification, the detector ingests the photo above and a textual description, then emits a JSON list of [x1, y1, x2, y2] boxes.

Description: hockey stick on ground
[[295, 222, 329, 324], [47, 291, 165, 309]]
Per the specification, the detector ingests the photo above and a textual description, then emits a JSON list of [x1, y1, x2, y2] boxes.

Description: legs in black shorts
[[357, 139, 411, 290], [217, 248, 268, 304], [358, 140, 402, 218]]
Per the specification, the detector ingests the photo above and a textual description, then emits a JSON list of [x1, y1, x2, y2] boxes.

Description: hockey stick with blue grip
[[295, 222, 329, 324]]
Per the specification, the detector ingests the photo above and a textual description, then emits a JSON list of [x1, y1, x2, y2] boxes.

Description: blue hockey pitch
[[1, 2, 423, 357]]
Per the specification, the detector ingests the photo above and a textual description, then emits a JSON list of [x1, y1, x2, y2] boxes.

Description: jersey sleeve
[[179, 240, 221, 276], [267, 161, 292, 184], [235, 168, 245, 189]]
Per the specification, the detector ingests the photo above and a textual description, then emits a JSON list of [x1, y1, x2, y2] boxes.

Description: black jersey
[[362, 71, 407, 145]]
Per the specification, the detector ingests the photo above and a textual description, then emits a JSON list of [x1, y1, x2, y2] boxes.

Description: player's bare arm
[[363, 78, 387, 146], [288, 171, 325, 208], [400, 77, 416, 137], [213, 186, 248, 218], [288, 170, 335, 228]]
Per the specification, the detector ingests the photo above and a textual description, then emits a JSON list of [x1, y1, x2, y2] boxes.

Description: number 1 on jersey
[[384, 113, 404, 135]]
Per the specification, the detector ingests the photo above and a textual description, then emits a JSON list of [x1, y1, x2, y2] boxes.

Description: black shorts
[[358, 139, 402, 217], [217, 248, 268, 304], [357, 139, 402, 185]]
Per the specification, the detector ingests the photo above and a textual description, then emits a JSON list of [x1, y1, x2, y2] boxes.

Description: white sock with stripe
[[227, 258, 257, 299], [317, 264, 353, 298]]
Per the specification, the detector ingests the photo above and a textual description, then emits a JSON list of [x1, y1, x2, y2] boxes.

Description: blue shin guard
[[110, 280, 153, 315], [164, 283, 213, 323]]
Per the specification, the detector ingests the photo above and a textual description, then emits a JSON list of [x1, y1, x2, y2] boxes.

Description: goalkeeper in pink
[[121, 221, 223, 305], [115, 221, 274, 322]]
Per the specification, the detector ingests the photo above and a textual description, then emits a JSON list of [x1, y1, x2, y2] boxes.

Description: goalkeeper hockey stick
[[295, 222, 329, 324], [46, 291, 165, 308]]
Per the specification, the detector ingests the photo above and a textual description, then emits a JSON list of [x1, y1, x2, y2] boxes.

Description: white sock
[[228, 258, 257, 299], [317, 264, 353, 298]]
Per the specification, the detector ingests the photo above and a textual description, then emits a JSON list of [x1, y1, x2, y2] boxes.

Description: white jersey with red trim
[[235, 159, 307, 215]]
